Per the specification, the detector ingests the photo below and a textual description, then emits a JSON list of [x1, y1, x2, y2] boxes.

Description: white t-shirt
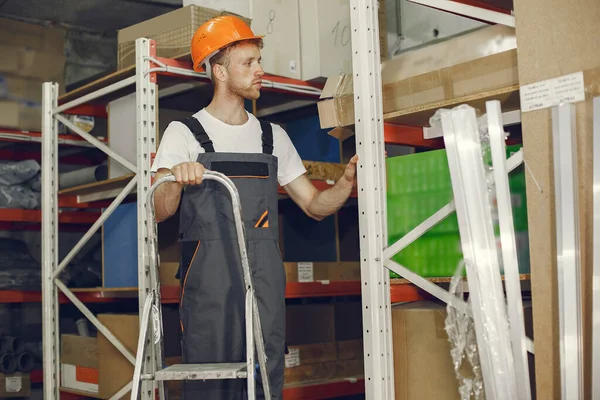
[[150, 109, 307, 186]]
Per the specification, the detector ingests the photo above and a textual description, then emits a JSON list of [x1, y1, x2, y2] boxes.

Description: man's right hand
[[171, 161, 205, 185]]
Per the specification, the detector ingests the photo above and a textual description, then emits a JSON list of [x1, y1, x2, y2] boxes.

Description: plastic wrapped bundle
[[0, 184, 41, 209], [0, 160, 40, 186]]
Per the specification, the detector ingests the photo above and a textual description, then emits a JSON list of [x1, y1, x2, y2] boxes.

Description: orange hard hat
[[191, 15, 263, 73]]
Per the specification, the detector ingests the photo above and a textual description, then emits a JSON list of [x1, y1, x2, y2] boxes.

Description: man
[[151, 15, 357, 399]]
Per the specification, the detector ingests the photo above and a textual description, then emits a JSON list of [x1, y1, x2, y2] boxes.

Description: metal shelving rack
[[41, 36, 370, 399], [349, 0, 535, 399]]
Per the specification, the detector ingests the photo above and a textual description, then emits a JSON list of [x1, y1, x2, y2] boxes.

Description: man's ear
[[213, 64, 227, 82]]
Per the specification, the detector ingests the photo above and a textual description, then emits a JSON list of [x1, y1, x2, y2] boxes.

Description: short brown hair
[[209, 38, 264, 69]]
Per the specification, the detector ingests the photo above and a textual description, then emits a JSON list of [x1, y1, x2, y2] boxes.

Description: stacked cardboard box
[[284, 302, 364, 385], [116, 5, 251, 70], [317, 24, 518, 138], [391, 301, 535, 399], [0, 17, 66, 132], [386, 145, 529, 278]]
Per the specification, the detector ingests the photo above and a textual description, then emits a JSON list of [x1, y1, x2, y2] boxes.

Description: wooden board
[[58, 174, 135, 203], [385, 85, 520, 127], [513, 0, 600, 397], [390, 274, 531, 285], [58, 65, 135, 105]]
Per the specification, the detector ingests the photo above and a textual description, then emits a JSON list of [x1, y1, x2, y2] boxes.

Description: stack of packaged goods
[[0, 17, 66, 132], [386, 145, 529, 278]]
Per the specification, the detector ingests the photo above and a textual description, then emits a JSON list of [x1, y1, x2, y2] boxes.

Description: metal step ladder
[[130, 171, 271, 400]]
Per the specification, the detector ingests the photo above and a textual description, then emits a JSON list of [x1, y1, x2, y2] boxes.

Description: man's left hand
[[343, 155, 359, 186], [343, 151, 387, 187]]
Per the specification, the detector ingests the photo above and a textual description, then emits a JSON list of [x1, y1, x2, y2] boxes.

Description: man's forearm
[[154, 181, 182, 222], [306, 177, 354, 220]]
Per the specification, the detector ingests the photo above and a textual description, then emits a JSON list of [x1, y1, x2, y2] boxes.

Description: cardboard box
[[183, 0, 251, 19], [0, 101, 41, 131], [251, 0, 386, 81], [97, 314, 139, 399], [317, 24, 519, 136], [284, 340, 363, 385], [284, 261, 360, 283], [0, 373, 31, 398], [0, 17, 65, 54], [285, 304, 336, 346], [117, 5, 251, 69], [0, 44, 65, 83], [391, 302, 466, 400], [60, 334, 99, 395], [0, 75, 43, 104], [284, 359, 363, 385]]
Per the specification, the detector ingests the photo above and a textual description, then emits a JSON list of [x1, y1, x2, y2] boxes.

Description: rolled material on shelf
[[59, 164, 108, 189], [0, 335, 24, 354], [0, 353, 16, 373], [15, 352, 34, 372]]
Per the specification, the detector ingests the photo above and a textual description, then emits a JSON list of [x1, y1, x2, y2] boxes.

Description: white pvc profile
[[442, 105, 517, 400], [349, 0, 394, 398], [487, 100, 531, 400], [41, 82, 60, 400], [423, 109, 522, 140], [135, 37, 163, 400], [54, 75, 136, 114], [552, 103, 583, 400], [441, 107, 498, 399], [593, 96, 600, 400]]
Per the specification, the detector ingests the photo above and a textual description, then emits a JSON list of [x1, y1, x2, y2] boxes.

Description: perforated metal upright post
[[349, 0, 394, 398], [135, 37, 162, 400], [41, 82, 60, 400]]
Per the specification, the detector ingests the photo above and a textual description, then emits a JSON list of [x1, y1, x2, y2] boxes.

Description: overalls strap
[[178, 117, 215, 153], [259, 120, 274, 155]]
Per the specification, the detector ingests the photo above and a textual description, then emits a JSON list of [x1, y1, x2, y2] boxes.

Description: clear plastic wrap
[[445, 261, 485, 400], [0, 184, 40, 209], [26, 173, 42, 192], [0, 160, 41, 186]]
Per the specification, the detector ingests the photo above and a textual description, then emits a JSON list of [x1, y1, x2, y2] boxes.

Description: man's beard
[[227, 78, 261, 100]]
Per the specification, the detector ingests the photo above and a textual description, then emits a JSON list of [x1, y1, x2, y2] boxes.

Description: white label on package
[[285, 348, 300, 368], [6, 376, 22, 393], [297, 262, 314, 282], [520, 71, 585, 112]]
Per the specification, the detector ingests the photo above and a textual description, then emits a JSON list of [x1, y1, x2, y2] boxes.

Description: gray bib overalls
[[176, 116, 285, 399]]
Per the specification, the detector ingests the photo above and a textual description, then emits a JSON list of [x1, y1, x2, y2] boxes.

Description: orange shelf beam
[[390, 283, 427, 303], [161, 281, 362, 303], [3, 282, 428, 304], [0, 290, 133, 304], [285, 281, 361, 298], [384, 123, 444, 148], [283, 379, 365, 399], [0, 209, 100, 224]]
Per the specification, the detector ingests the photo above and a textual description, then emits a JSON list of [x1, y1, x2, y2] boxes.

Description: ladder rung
[[154, 363, 248, 381]]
